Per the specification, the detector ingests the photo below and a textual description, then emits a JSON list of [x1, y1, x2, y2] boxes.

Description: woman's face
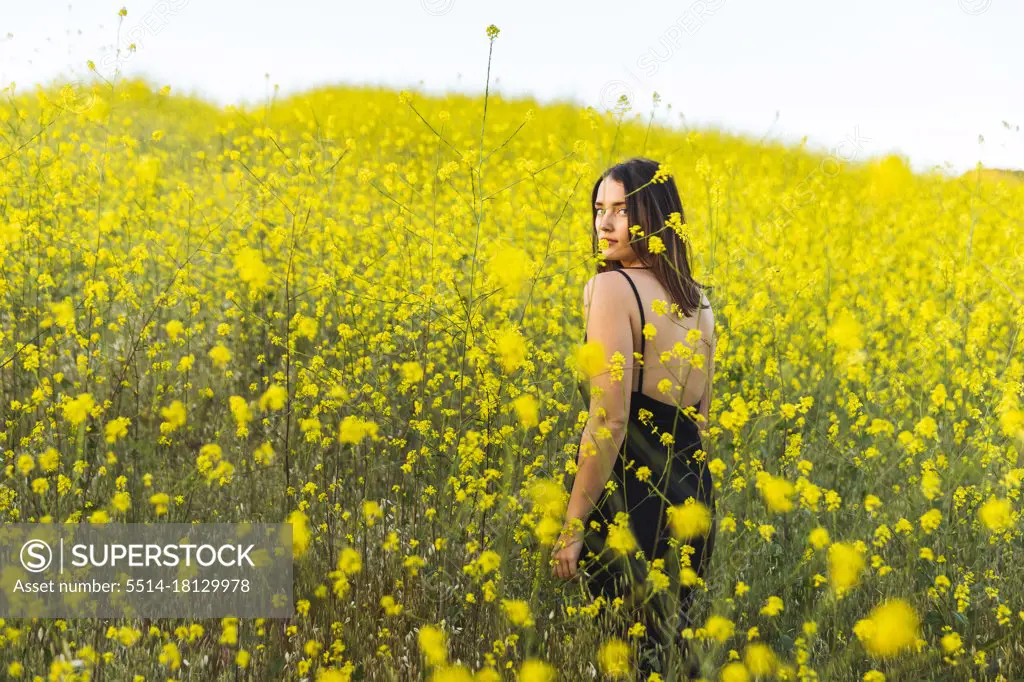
[[593, 177, 638, 263]]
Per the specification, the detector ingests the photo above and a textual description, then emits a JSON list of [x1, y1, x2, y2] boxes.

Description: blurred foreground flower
[[854, 599, 920, 658]]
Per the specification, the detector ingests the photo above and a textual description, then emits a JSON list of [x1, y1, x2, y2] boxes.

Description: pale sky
[[2, 0, 1021, 175]]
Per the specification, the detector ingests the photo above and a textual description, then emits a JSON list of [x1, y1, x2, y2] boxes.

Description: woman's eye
[[595, 208, 604, 215], [617, 208, 627, 215]]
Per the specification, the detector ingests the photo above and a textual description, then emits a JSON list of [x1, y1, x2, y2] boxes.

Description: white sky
[[2, 0, 1021, 175]]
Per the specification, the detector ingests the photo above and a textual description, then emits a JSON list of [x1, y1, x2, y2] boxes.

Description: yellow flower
[[230, 396, 252, 435], [518, 659, 556, 682], [607, 518, 637, 555], [165, 319, 185, 340], [337, 547, 362, 575], [259, 384, 287, 411], [827, 309, 862, 352], [39, 447, 60, 472], [318, 668, 356, 682], [759, 596, 784, 617], [338, 415, 379, 444], [598, 638, 631, 679], [235, 247, 270, 290], [253, 441, 275, 466], [16, 454, 34, 476], [978, 496, 1013, 533], [105, 417, 131, 444], [404, 555, 426, 577], [647, 567, 670, 593], [703, 615, 735, 643], [287, 509, 311, 558], [758, 472, 795, 512], [577, 339, 606, 379], [920, 469, 940, 500], [681, 567, 698, 586], [112, 492, 131, 513], [808, 527, 831, 550], [919, 508, 942, 534], [115, 626, 140, 647], [418, 625, 448, 667], [160, 400, 187, 433], [64, 393, 95, 426], [209, 343, 232, 368], [941, 632, 962, 654], [853, 599, 920, 658], [667, 499, 712, 539], [513, 394, 539, 429], [471, 550, 501, 576], [744, 643, 776, 675], [196, 443, 223, 476], [486, 247, 530, 294], [527, 479, 567, 518], [665, 211, 686, 239], [496, 327, 527, 374], [362, 500, 383, 526], [914, 416, 938, 440], [159, 642, 181, 670], [501, 599, 535, 627], [380, 595, 404, 616], [49, 298, 76, 328], [176, 354, 195, 373], [393, 361, 423, 386], [828, 542, 865, 596], [149, 492, 170, 516], [296, 316, 318, 341], [720, 662, 749, 682]]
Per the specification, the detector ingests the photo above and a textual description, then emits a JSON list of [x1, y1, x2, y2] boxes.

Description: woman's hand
[[551, 527, 584, 581]]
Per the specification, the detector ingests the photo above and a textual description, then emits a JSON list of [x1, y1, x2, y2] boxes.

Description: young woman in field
[[552, 157, 717, 679]]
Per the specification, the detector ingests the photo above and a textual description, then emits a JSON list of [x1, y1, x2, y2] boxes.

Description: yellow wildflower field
[[1, 31, 1022, 682]]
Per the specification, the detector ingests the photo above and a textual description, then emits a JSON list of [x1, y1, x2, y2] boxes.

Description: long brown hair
[[591, 156, 710, 318]]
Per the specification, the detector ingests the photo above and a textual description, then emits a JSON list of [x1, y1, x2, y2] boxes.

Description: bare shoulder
[[583, 271, 631, 310]]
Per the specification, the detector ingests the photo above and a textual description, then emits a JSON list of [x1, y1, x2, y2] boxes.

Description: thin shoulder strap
[[614, 269, 645, 393]]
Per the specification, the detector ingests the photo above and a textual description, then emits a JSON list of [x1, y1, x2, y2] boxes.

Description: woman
[[553, 157, 717, 679]]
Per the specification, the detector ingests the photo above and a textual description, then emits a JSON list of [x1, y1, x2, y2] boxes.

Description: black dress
[[570, 268, 717, 675]]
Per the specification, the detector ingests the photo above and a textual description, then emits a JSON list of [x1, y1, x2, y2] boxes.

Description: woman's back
[[584, 267, 715, 414]]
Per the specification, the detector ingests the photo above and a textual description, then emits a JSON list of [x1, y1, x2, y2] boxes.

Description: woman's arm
[[560, 274, 634, 538], [564, 419, 625, 535]]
